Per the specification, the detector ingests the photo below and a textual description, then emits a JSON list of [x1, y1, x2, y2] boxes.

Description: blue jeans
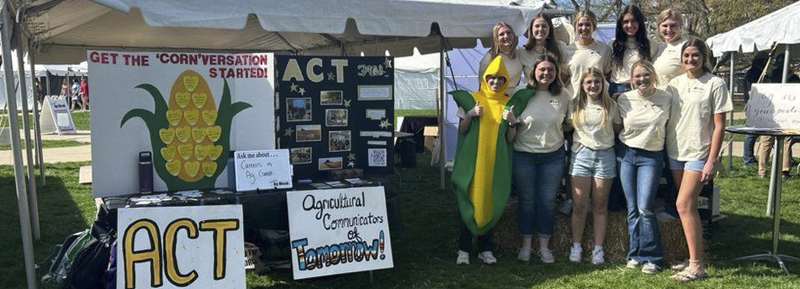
[[619, 145, 664, 265], [743, 134, 758, 165], [609, 82, 631, 99], [513, 149, 566, 238]]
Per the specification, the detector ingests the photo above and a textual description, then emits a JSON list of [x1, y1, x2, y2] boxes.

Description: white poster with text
[[117, 205, 244, 289], [746, 83, 800, 129], [287, 187, 393, 280]]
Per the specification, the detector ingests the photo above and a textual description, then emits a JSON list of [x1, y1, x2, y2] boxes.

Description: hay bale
[[494, 200, 691, 263]]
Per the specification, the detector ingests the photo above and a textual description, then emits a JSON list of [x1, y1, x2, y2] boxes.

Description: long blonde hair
[[573, 68, 613, 126], [490, 22, 518, 59]]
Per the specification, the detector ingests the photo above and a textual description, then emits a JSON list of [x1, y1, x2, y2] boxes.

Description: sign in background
[[234, 149, 293, 191], [40, 97, 76, 135], [746, 83, 800, 129], [287, 187, 393, 280], [275, 56, 395, 178], [117, 205, 244, 289], [89, 51, 275, 197]]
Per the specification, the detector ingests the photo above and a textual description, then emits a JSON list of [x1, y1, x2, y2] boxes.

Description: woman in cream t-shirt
[[652, 9, 688, 88], [665, 39, 732, 282], [518, 13, 567, 85], [512, 55, 571, 264], [609, 5, 658, 98], [563, 10, 612, 97], [616, 60, 672, 274]]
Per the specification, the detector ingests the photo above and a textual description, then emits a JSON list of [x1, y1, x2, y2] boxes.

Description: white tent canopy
[[706, 1, 800, 57], [26, 0, 549, 64]]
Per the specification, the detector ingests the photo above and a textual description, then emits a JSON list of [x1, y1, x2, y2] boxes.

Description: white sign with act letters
[[287, 186, 393, 280], [746, 84, 800, 129], [117, 205, 244, 289], [234, 149, 293, 191]]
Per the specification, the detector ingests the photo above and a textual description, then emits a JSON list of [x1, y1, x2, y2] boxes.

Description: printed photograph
[[320, 90, 343, 106], [329, 130, 352, 152], [318, 157, 343, 170], [290, 147, 312, 164], [296, 124, 322, 142], [286, 97, 312, 122], [325, 109, 348, 127]]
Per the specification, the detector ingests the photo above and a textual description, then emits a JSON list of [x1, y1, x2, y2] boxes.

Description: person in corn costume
[[451, 56, 534, 264]]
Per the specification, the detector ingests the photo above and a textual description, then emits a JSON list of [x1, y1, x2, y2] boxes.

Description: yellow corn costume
[[450, 56, 535, 235]]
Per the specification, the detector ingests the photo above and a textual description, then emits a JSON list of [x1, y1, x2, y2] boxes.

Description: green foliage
[[707, 0, 797, 37]]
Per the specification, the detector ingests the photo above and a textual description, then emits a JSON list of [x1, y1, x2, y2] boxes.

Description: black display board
[[275, 55, 395, 178]]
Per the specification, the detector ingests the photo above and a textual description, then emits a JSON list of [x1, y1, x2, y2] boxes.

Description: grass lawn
[[0, 139, 86, 151], [3, 156, 800, 288]]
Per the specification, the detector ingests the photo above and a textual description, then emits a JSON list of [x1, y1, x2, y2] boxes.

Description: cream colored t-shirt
[[653, 37, 688, 88], [514, 89, 571, 153], [666, 73, 733, 161], [480, 49, 523, 91], [610, 38, 660, 84], [571, 98, 621, 152], [617, 89, 673, 151], [564, 40, 612, 97], [519, 41, 568, 85]]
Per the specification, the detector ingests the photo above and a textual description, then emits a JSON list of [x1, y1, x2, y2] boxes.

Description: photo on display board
[[296, 124, 322, 142], [329, 130, 352, 152], [358, 85, 393, 101], [286, 97, 312, 122], [318, 157, 343, 170], [290, 147, 312, 164], [325, 109, 348, 127], [320, 90, 343, 106]]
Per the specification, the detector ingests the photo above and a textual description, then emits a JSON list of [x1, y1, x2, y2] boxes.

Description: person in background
[[568, 68, 620, 265], [666, 39, 732, 282], [71, 79, 81, 111], [451, 56, 534, 265], [80, 77, 89, 112], [513, 55, 571, 264], [519, 13, 567, 85], [609, 5, 657, 99], [563, 10, 612, 97], [617, 60, 672, 275], [742, 57, 768, 168], [652, 9, 688, 88], [757, 54, 797, 179], [479, 22, 523, 93]]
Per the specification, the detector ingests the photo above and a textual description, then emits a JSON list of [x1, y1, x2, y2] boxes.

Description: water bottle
[[139, 151, 153, 194]]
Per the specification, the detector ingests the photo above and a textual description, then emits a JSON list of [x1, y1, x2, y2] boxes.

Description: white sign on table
[[287, 186, 393, 280], [40, 97, 76, 135], [117, 205, 245, 289], [234, 149, 293, 191], [746, 84, 800, 129]]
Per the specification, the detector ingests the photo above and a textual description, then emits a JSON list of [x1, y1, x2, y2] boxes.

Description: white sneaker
[[569, 246, 582, 263], [626, 259, 641, 269], [456, 250, 470, 265], [591, 248, 605, 265], [478, 251, 497, 264], [517, 247, 532, 262], [539, 249, 555, 264], [641, 263, 660, 274]]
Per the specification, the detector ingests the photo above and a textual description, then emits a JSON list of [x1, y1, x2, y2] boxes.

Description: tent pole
[[17, 29, 39, 240], [1, 4, 37, 289], [781, 44, 790, 83], [28, 43, 44, 186], [439, 35, 446, 191], [728, 52, 734, 170]]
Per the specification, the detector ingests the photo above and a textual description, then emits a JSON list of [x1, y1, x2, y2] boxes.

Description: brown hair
[[527, 55, 563, 94], [523, 13, 562, 63], [681, 38, 712, 74]]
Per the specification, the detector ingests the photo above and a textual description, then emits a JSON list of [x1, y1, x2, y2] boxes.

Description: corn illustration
[[121, 70, 251, 190]]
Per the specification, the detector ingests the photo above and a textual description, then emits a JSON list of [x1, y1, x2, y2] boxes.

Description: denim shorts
[[668, 158, 707, 172], [569, 146, 616, 179]]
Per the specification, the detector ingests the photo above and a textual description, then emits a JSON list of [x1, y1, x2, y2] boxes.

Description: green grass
[[0, 140, 86, 151], [1, 111, 90, 131], [3, 156, 800, 288]]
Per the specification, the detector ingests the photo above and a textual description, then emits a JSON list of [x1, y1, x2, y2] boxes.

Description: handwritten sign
[[117, 205, 244, 289], [286, 187, 393, 280], [746, 84, 800, 129], [234, 149, 292, 191]]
